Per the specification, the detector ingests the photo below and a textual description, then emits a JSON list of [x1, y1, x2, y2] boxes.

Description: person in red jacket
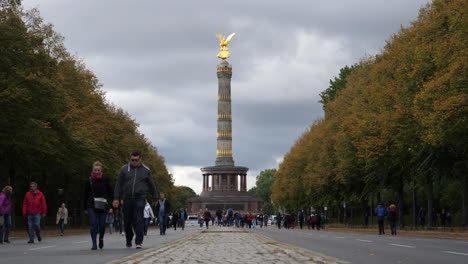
[[22, 182, 47, 243]]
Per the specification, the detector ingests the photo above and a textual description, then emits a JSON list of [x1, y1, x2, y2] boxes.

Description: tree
[[249, 169, 276, 215]]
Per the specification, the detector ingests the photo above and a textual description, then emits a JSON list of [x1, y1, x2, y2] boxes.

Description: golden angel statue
[[215, 32, 236, 60]]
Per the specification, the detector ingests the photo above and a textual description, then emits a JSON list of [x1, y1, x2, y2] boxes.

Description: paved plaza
[[109, 226, 347, 264]]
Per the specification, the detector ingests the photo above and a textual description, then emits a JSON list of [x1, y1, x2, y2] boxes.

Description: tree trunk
[[426, 173, 433, 229], [399, 175, 405, 228], [463, 172, 468, 229]]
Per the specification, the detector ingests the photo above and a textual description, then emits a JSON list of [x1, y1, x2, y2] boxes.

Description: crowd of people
[[0, 153, 457, 250], [0, 150, 174, 250]]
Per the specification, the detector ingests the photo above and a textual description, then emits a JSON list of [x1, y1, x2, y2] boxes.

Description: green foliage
[[319, 65, 356, 111], [248, 169, 276, 215], [171, 186, 198, 211]]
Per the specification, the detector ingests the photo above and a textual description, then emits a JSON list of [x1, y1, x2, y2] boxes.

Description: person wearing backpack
[[375, 204, 386, 235], [387, 204, 399, 235]]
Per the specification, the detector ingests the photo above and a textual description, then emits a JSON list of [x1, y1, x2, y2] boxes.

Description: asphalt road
[[250, 226, 468, 264], [0, 224, 200, 264], [2, 224, 467, 264]]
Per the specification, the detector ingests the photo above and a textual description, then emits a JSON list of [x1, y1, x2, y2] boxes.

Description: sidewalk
[[323, 226, 468, 240], [108, 226, 348, 264]]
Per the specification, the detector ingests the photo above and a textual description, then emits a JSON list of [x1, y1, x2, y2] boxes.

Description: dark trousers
[[389, 221, 397, 235], [378, 219, 385, 234], [87, 208, 106, 246], [205, 219, 210, 229], [123, 198, 145, 245]]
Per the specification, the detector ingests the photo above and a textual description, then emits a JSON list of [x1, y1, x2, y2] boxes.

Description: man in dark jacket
[[113, 150, 158, 249], [375, 204, 386, 235], [155, 192, 171, 235]]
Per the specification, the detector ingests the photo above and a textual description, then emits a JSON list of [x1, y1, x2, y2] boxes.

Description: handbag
[[90, 178, 108, 212]]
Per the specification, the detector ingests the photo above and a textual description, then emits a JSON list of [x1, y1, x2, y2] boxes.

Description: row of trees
[[271, 0, 467, 227], [0, 1, 190, 224]]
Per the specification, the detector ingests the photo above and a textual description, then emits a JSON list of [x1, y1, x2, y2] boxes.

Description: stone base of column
[[215, 156, 234, 166]]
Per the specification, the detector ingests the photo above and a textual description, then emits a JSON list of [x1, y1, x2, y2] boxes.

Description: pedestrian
[[310, 214, 316, 229], [247, 212, 253, 229], [143, 200, 155, 236], [276, 212, 282, 229], [114, 202, 124, 236], [155, 193, 171, 235], [82, 161, 113, 250], [315, 212, 322, 230], [0, 185, 13, 244], [234, 211, 241, 227], [418, 207, 426, 228], [440, 209, 447, 228], [172, 210, 179, 230], [55, 203, 68, 236], [113, 150, 158, 249], [22, 182, 47, 244], [375, 204, 386, 235], [198, 209, 204, 229], [216, 208, 223, 226], [264, 214, 268, 227], [258, 213, 264, 228], [179, 208, 187, 230], [204, 208, 211, 229], [298, 211, 304, 229], [106, 209, 115, 234], [252, 213, 257, 228], [387, 204, 399, 235]]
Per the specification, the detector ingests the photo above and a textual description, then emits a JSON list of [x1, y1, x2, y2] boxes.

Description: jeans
[[123, 198, 145, 244], [389, 221, 397, 235], [108, 223, 113, 233], [0, 214, 11, 241], [158, 212, 167, 234], [144, 217, 151, 235], [199, 219, 203, 228], [87, 208, 106, 246], [179, 219, 185, 230], [59, 218, 65, 233], [27, 214, 41, 241]]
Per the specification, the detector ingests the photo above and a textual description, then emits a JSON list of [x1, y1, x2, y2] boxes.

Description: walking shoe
[[60, 233, 64, 236], [27, 240, 34, 244], [126, 241, 132, 248], [91, 245, 97, 250], [0, 241, 3, 244], [99, 239, 104, 249], [37, 235, 42, 242], [3, 240, 10, 244], [136, 244, 142, 249]]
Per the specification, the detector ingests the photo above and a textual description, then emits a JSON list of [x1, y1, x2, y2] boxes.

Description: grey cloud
[[22, 0, 431, 193]]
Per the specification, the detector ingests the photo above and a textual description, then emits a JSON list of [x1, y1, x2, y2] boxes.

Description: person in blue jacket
[[375, 204, 387, 235]]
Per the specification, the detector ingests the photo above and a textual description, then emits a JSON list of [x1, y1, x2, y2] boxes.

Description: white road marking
[[388, 243, 415, 248], [443, 251, 468, 256], [356, 239, 372, 242], [335, 236, 345, 239], [28, 245, 57, 251], [73, 241, 89, 244]]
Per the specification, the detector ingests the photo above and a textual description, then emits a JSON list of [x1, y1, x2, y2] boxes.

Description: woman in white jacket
[[143, 200, 155, 236]]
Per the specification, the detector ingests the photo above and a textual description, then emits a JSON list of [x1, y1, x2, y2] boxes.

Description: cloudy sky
[[23, 0, 431, 194]]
